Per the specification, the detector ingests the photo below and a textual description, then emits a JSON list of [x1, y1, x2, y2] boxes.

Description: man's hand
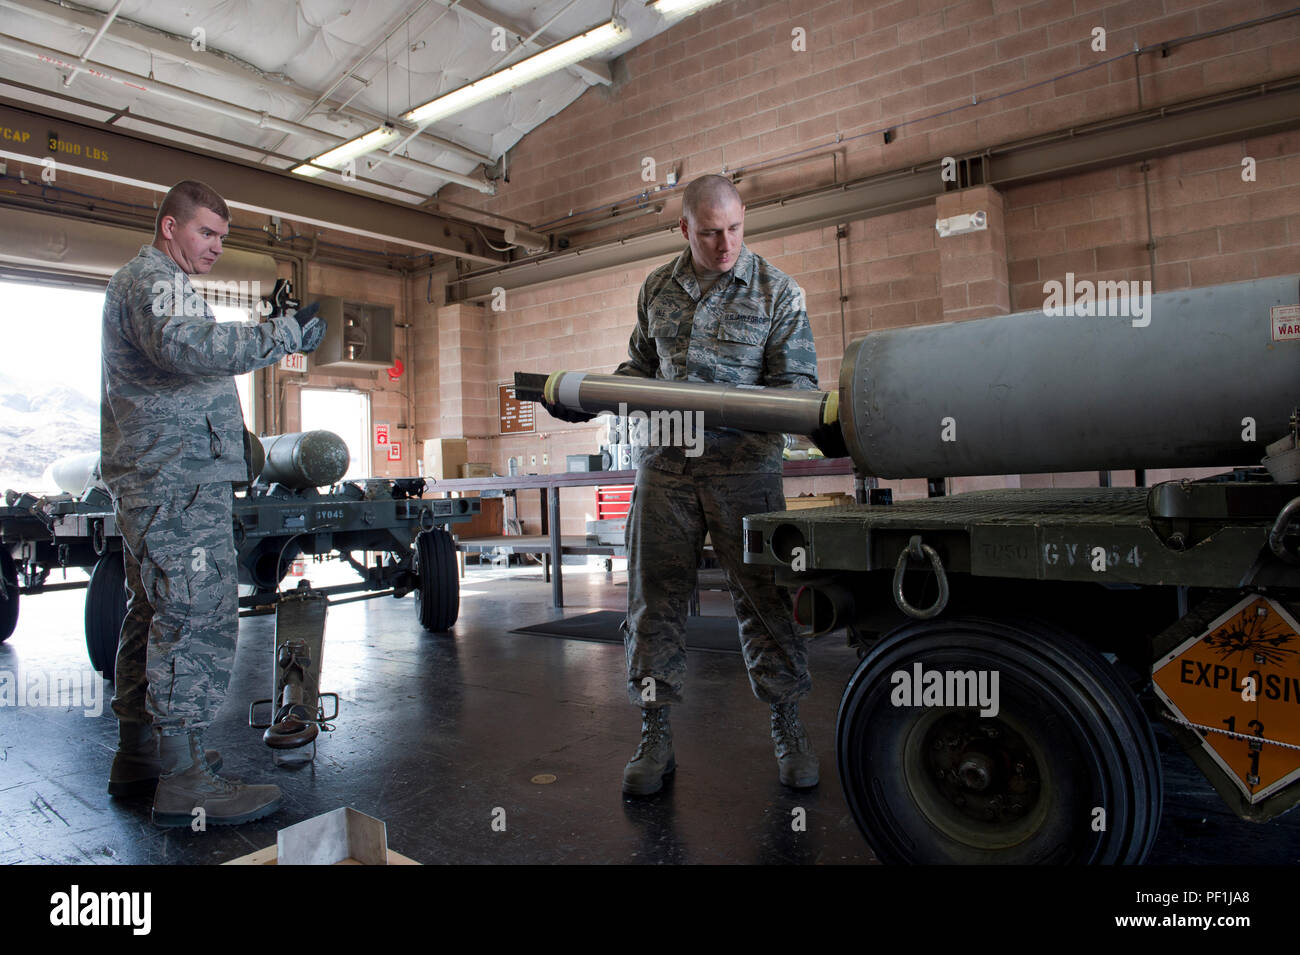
[[809, 421, 850, 459], [542, 399, 596, 424], [297, 319, 325, 354], [293, 301, 320, 329], [293, 302, 325, 354]]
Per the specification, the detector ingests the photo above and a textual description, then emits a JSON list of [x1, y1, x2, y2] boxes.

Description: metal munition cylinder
[[243, 427, 265, 485], [518, 274, 1299, 478], [47, 452, 103, 495], [841, 274, 1300, 477], [515, 370, 839, 436], [257, 431, 350, 489]]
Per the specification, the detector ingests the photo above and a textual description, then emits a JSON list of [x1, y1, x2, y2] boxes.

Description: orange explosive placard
[[1153, 595, 1300, 803]]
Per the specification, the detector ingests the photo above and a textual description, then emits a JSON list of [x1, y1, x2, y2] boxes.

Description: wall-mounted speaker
[[311, 296, 395, 370]]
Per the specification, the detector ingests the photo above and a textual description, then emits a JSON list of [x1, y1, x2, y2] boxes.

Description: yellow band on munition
[[823, 390, 839, 426], [543, 370, 567, 405]]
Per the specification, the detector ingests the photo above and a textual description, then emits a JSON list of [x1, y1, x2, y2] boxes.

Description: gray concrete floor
[[0, 558, 1296, 866]]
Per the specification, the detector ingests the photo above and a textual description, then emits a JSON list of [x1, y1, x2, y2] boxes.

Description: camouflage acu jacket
[[101, 245, 305, 507], [614, 244, 819, 474]]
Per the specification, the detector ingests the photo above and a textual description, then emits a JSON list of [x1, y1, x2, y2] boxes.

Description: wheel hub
[[902, 709, 1048, 848]]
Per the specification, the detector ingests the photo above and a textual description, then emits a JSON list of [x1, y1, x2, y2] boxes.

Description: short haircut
[[682, 174, 742, 222], [156, 180, 229, 235]]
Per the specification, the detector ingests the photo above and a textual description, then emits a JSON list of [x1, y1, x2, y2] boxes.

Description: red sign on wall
[[375, 424, 389, 445], [388, 441, 402, 462]]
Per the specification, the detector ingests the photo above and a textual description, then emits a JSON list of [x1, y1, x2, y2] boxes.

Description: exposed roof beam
[[62, 0, 123, 88], [0, 31, 494, 192], [258, 0, 457, 163], [449, 0, 612, 86], [0, 97, 508, 264], [447, 79, 1300, 300], [0, 75, 434, 204], [0, 0, 491, 166]]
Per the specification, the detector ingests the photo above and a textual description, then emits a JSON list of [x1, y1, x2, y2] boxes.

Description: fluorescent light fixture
[[652, 0, 728, 18], [293, 124, 400, 178], [401, 19, 629, 127]]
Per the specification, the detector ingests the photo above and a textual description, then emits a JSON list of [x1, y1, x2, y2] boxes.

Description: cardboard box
[[460, 462, 494, 478], [424, 438, 468, 480], [223, 807, 420, 865]]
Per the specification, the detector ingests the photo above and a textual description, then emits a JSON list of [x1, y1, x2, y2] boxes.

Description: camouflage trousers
[[623, 466, 811, 708], [110, 482, 239, 733]]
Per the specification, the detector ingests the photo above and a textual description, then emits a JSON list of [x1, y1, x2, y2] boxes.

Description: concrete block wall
[[440, 0, 1300, 231], [1005, 133, 1300, 308], [419, 0, 1300, 530], [275, 262, 413, 479]]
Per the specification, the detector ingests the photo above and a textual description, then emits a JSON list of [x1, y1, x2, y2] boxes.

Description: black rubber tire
[[414, 528, 458, 632], [836, 615, 1162, 865], [85, 551, 128, 681], [0, 549, 18, 643]]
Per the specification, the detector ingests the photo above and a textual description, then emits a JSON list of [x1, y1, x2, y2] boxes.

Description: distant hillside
[[0, 378, 98, 494]]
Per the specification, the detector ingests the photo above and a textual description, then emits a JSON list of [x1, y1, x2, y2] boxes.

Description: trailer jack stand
[[248, 581, 338, 763]]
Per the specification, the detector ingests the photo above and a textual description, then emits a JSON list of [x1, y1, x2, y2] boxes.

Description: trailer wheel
[[0, 550, 18, 643], [85, 551, 128, 681], [836, 616, 1162, 864], [414, 529, 458, 632]]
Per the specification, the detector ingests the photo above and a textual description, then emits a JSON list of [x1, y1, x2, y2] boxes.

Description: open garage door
[[0, 206, 276, 288], [0, 207, 277, 494]]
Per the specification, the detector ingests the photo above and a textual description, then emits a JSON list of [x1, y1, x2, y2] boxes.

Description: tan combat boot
[[622, 706, 675, 796], [109, 721, 222, 797], [771, 701, 819, 788], [152, 731, 281, 827]]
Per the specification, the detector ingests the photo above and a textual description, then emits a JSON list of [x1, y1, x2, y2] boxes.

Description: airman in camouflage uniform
[[102, 180, 323, 826], [605, 175, 822, 794]]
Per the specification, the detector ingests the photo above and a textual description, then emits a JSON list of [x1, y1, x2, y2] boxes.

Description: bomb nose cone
[[257, 431, 350, 489]]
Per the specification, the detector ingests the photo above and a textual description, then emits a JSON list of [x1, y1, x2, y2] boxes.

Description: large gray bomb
[[517, 274, 1300, 477], [257, 431, 350, 489], [45, 452, 104, 496]]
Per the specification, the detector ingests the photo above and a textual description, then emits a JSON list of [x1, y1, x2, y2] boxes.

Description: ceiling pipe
[[63, 0, 123, 88], [0, 31, 494, 194], [258, 0, 444, 161], [378, 0, 582, 166], [0, 76, 434, 204], [0, 0, 490, 166]]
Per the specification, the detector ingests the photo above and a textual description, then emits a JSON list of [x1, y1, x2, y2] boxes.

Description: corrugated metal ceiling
[[0, 0, 678, 203]]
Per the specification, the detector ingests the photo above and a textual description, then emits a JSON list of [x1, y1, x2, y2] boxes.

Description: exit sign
[[280, 352, 306, 373]]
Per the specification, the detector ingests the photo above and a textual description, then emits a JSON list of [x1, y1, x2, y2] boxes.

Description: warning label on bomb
[[1271, 305, 1300, 342]]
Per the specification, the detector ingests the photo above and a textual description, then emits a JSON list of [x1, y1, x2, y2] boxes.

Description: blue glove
[[298, 317, 326, 354], [809, 421, 849, 459], [293, 301, 320, 329], [542, 398, 596, 423]]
